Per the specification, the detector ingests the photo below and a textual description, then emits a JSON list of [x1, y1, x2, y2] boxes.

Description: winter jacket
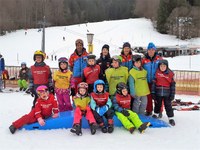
[[83, 65, 100, 84], [120, 54, 133, 71], [53, 69, 74, 90], [69, 48, 88, 78], [113, 93, 132, 112], [73, 94, 91, 111], [105, 66, 128, 96], [29, 62, 53, 89], [96, 54, 112, 82], [18, 67, 29, 80], [142, 53, 162, 83], [152, 69, 176, 97], [0, 57, 5, 71], [34, 94, 59, 119], [129, 66, 150, 97]]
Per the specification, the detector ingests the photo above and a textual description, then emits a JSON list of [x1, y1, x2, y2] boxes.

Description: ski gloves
[[96, 105, 109, 116], [121, 109, 130, 117]]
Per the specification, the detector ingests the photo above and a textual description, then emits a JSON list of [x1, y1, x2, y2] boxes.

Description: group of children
[[9, 40, 176, 136]]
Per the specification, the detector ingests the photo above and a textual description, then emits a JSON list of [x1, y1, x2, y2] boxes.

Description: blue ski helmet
[[93, 79, 105, 93]]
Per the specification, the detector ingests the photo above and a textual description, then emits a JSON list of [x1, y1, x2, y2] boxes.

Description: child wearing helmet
[[90, 79, 114, 133], [9, 85, 59, 134], [113, 82, 150, 134], [70, 82, 97, 136], [28, 50, 53, 108], [83, 54, 100, 93], [105, 55, 128, 98], [53, 57, 75, 111], [17, 62, 29, 91], [151, 59, 176, 126], [129, 55, 150, 115]]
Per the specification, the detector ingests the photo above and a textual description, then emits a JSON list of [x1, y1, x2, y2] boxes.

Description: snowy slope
[[0, 18, 199, 70]]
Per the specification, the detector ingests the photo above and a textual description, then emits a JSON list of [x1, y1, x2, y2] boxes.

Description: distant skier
[[17, 62, 29, 91], [9, 85, 59, 134], [0, 53, 5, 92]]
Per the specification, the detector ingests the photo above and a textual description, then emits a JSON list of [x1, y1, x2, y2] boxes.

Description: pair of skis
[[172, 99, 200, 111]]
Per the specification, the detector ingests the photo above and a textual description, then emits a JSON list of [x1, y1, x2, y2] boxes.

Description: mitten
[[52, 113, 59, 118], [121, 109, 130, 117], [37, 117, 45, 126]]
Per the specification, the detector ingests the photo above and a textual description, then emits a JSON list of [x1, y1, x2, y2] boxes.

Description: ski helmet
[[112, 55, 122, 63], [158, 59, 168, 68], [21, 62, 26, 67], [75, 39, 84, 46], [87, 54, 96, 60], [36, 85, 48, 95], [116, 82, 128, 95], [33, 50, 46, 61], [58, 57, 68, 70], [93, 79, 105, 93], [77, 82, 88, 90]]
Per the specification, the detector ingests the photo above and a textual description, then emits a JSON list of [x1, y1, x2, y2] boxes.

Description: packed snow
[[0, 18, 200, 150]]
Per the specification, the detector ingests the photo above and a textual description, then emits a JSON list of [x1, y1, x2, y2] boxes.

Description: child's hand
[[37, 117, 45, 126], [52, 113, 59, 118]]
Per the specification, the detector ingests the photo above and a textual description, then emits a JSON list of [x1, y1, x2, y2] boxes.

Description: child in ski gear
[[129, 55, 150, 115], [83, 54, 100, 93], [28, 50, 53, 108], [70, 82, 97, 136], [90, 80, 114, 133], [9, 85, 59, 134], [120, 42, 133, 71], [69, 39, 88, 92], [105, 55, 128, 98], [113, 82, 150, 134], [96, 44, 112, 83], [17, 62, 29, 91], [53, 57, 75, 111], [0, 53, 5, 92], [151, 59, 176, 126], [142, 42, 163, 116]]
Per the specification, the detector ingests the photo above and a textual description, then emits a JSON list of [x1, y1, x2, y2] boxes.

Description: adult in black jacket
[[96, 44, 112, 83]]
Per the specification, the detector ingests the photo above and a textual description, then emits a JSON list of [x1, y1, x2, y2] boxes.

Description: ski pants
[[146, 83, 164, 113], [12, 109, 37, 129], [115, 110, 143, 130], [73, 106, 96, 125], [92, 108, 114, 125], [55, 89, 72, 112], [0, 70, 2, 90], [132, 96, 147, 115], [17, 79, 28, 89], [154, 96, 174, 118]]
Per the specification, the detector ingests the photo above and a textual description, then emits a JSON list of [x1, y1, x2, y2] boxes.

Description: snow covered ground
[[0, 92, 200, 150], [0, 18, 200, 150]]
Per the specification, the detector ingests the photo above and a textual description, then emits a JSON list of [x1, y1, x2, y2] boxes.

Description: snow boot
[[145, 112, 152, 116], [107, 124, 114, 133], [129, 127, 135, 134], [70, 124, 82, 136], [90, 123, 97, 135], [19, 87, 23, 91], [138, 122, 151, 134], [169, 119, 175, 126], [152, 113, 159, 119], [158, 112, 163, 118], [101, 126, 107, 133], [9, 125, 17, 134]]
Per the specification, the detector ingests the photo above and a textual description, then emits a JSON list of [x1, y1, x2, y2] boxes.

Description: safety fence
[[3, 66, 200, 96]]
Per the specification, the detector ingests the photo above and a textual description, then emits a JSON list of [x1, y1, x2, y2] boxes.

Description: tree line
[[0, 0, 200, 39]]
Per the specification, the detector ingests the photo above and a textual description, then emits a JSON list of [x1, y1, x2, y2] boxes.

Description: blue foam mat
[[22, 111, 170, 130]]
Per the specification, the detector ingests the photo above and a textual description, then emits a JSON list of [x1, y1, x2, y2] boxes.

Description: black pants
[[92, 108, 114, 125], [154, 96, 174, 118], [32, 90, 38, 108]]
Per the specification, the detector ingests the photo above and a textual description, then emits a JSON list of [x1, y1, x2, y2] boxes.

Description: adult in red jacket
[[28, 50, 53, 108], [142, 42, 162, 116], [69, 39, 88, 93], [9, 85, 59, 134]]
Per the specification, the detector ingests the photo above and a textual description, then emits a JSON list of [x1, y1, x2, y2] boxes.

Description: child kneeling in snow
[[113, 82, 150, 134], [9, 85, 59, 134], [70, 82, 97, 136]]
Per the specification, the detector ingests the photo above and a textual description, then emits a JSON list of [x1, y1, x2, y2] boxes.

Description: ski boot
[[9, 125, 17, 134], [152, 113, 159, 119], [138, 122, 151, 134], [169, 119, 175, 126], [90, 123, 97, 135], [129, 127, 135, 134], [70, 124, 82, 136], [145, 112, 152, 116], [99, 123, 107, 133], [107, 119, 114, 133], [158, 112, 163, 118]]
